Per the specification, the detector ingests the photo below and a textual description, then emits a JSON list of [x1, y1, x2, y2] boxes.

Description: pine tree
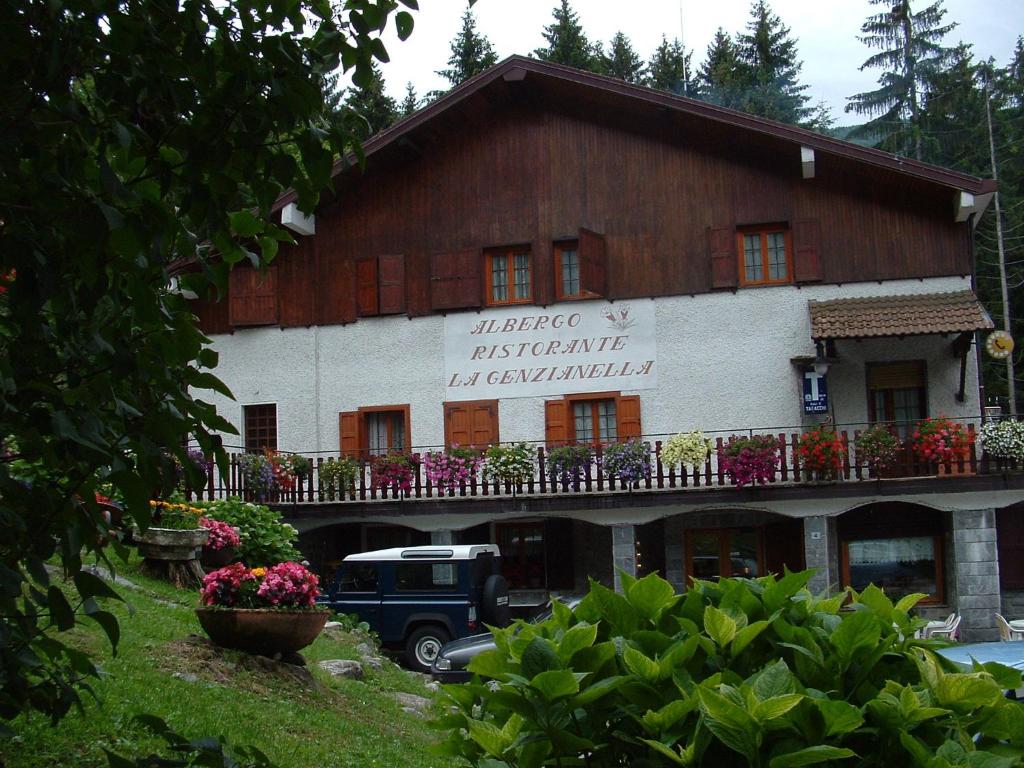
[[343, 63, 398, 139], [736, 0, 811, 124], [534, 0, 598, 72], [400, 82, 419, 117], [697, 28, 746, 110], [437, 6, 498, 87], [603, 31, 645, 84], [846, 0, 957, 160], [647, 35, 693, 96]]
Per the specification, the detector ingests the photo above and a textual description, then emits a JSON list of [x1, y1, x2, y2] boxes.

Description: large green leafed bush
[[435, 570, 1024, 767]]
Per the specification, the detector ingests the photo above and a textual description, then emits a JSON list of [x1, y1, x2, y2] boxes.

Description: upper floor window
[[556, 241, 582, 299], [243, 403, 277, 452], [486, 246, 531, 306], [738, 226, 791, 286], [867, 361, 927, 440], [365, 410, 406, 456], [573, 398, 617, 442], [339, 405, 411, 459]]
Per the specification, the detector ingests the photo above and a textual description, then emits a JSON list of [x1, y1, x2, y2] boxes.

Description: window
[[339, 405, 412, 459], [737, 226, 791, 286], [686, 528, 763, 580], [556, 241, 582, 299], [842, 536, 943, 602], [573, 399, 617, 442], [395, 562, 458, 592], [244, 404, 277, 452], [545, 392, 641, 446], [496, 521, 546, 589], [867, 361, 926, 439], [486, 246, 531, 305], [337, 563, 379, 593]]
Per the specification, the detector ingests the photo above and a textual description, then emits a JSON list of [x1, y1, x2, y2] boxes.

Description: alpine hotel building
[[188, 57, 1024, 640]]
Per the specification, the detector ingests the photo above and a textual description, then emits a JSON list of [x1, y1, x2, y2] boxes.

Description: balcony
[[183, 418, 1024, 511]]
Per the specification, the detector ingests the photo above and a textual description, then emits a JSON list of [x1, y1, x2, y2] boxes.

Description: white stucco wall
[[199, 274, 981, 454]]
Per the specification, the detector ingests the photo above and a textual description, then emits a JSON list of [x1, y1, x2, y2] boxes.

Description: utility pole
[[984, 72, 1017, 416]]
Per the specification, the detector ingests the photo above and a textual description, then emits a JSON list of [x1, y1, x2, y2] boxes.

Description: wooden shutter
[[355, 256, 379, 317], [616, 395, 642, 440], [867, 361, 926, 390], [378, 254, 406, 315], [578, 228, 608, 297], [544, 400, 570, 447], [430, 248, 482, 310], [792, 219, 823, 283], [229, 264, 279, 326], [339, 411, 361, 458], [444, 400, 499, 448], [708, 226, 737, 289]]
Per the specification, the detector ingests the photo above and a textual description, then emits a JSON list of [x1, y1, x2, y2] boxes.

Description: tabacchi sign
[[444, 302, 658, 401]]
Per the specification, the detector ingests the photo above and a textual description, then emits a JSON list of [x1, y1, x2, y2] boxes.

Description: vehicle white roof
[[342, 544, 500, 562]]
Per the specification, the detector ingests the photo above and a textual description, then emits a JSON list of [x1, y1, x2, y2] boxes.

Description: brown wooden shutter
[[276, 237, 315, 328], [578, 228, 608, 297], [793, 219, 823, 283], [430, 248, 482, 310], [229, 264, 279, 326], [444, 400, 499, 448], [355, 256, 379, 317], [378, 254, 406, 315], [708, 226, 737, 289], [339, 411, 361, 458], [867, 361, 926, 390], [616, 395, 642, 440], [544, 400, 570, 447]]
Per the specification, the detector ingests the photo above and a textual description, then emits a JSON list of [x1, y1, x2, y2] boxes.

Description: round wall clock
[[985, 330, 1015, 360]]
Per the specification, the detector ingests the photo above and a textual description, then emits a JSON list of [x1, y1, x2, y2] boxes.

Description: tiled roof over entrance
[[809, 290, 994, 340]]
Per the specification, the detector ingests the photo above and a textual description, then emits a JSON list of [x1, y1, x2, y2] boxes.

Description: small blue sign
[[803, 369, 829, 414]]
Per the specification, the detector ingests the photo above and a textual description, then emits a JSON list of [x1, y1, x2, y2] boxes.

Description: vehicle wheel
[[405, 625, 450, 673], [480, 574, 510, 627]]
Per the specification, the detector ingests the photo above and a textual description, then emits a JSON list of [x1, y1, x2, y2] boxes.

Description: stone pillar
[[804, 516, 839, 595], [430, 530, 454, 546], [611, 524, 637, 593], [952, 509, 1000, 642]]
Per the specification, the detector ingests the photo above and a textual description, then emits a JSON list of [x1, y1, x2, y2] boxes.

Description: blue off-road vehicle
[[320, 545, 510, 672]]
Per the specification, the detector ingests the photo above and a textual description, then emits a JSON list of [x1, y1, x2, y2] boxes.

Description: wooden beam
[[281, 202, 315, 236], [954, 191, 975, 222]]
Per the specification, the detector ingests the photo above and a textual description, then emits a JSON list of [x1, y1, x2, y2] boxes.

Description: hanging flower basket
[[855, 425, 901, 476], [599, 440, 651, 488], [796, 426, 845, 481], [423, 446, 482, 492], [546, 443, 593, 489], [979, 419, 1024, 464], [718, 435, 779, 487], [660, 430, 712, 470], [911, 417, 973, 468]]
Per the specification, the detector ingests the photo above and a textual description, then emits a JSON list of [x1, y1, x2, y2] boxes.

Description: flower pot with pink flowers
[[196, 562, 329, 658], [718, 435, 780, 487], [911, 416, 974, 474], [199, 517, 241, 569]]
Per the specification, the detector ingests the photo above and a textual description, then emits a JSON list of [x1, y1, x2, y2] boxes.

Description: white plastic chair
[[928, 614, 961, 642], [996, 614, 1024, 642], [918, 613, 955, 639]]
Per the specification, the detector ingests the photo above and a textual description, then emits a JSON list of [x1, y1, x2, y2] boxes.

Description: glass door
[[685, 528, 763, 580]]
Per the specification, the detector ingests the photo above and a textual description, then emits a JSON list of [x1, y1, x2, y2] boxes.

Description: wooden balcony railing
[[179, 420, 1024, 506]]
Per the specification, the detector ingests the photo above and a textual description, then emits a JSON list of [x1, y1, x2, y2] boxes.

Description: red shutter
[[545, 400, 570, 447], [578, 228, 608, 297], [708, 226, 737, 289], [444, 401, 499, 448], [229, 264, 279, 326], [355, 256, 379, 316], [378, 254, 406, 315], [430, 249, 482, 310], [793, 219, 823, 283], [339, 411, 361, 459], [617, 395, 642, 440]]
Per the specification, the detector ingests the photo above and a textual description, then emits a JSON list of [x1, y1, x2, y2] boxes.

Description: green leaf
[[573, 675, 626, 706], [626, 572, 678, 621], [752, 660, 797, 701], [623, 645, 661, 683], [530, 669, 583, 700], [829, 610, 880, 665], [768, 745, 856, 768], [46, 586, 75, 631], [816, 699, 864, 737], [753, 693, 803, 722], [85, 609, 120, 653], [395, 11, 414, 40], [558, 622, 597, 662], [73, 570, 124, 603], [641, 739, 689, 765], [467, 720, 508, 758], [732, 619, 769, 656], [894, 593, 927, 613], [520, 636, 560, 679], [704, 605, 738, 648], [466, 648, 510, 680], [855, 584, 893, 621], [228, 210, 263, 238], [932, 673, 1003, 713], [698, 686, 759, 762]]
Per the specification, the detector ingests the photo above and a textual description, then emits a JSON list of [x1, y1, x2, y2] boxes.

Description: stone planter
[[195, 608, 330, 658], [201, 545, 237, 569], [136, 527, 209, 588]]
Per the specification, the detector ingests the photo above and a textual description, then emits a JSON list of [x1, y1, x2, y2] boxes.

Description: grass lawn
[[0, 555, 452, 768]]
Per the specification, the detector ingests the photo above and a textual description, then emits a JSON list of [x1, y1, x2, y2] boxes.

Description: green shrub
[[196, 497, 300, 566], [436, 570, 1024, 767]]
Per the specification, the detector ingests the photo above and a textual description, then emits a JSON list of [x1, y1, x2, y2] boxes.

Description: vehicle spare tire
[[480, 574, 510, 627]]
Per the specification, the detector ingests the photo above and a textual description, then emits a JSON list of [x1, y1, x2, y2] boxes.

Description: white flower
[[979, 419, 1024, 461], [661, 431, 712, 468]]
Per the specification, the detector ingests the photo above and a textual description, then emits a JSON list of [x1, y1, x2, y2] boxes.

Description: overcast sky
[[374, 0, 1023, 126]]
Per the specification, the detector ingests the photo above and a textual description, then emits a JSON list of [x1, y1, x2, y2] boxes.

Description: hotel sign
[[444, 302, 658, 401]]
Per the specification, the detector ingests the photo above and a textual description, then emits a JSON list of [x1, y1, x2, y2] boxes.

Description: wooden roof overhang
[[272, 55, 996, 222]]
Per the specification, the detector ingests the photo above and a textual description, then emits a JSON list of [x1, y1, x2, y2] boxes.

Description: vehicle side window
[[338, 563, 379, 593], [395, 562, 458, 591]]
